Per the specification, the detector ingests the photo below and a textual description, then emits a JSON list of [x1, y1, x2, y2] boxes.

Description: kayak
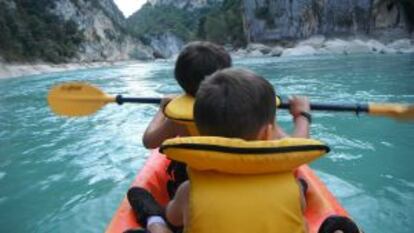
[[106, 150, 349, 233]]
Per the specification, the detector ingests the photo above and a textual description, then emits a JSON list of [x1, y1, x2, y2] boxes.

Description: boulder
[[248, 50, 264, 57], [246, 43, 272, 54], [387, 39, 413, 52], [232, 48, 248, 58], [270, 47, 284, 57], [347, 39, 373, 54], [365, 39, 398, 54], [322, 39, 350, 54], [297, 35, 326, 48], [149, 32, 184, 59], [322, 39, 372, 54], [282, 45, 317, 56]]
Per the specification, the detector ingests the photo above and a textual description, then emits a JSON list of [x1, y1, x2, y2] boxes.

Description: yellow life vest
[[164, 95, 199, 135], [163, 95, 282, 136], [160, 137, 329, 233]]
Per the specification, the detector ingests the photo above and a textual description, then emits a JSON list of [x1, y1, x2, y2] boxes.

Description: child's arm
[[143, 97, 188, 149], [166, 181, 190, 227], [289, 96, 311, 138]]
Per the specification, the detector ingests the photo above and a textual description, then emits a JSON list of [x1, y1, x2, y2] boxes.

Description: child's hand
[[289, 96, 310, 117]]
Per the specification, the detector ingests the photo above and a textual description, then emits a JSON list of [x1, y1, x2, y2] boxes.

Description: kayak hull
[[106, 151, 348, 233]]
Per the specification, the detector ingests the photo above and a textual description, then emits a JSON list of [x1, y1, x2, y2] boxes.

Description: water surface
[[0, 54, 413, 232]]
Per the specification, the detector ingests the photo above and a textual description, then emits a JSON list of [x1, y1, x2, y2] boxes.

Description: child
[[142, 41, 232, 149], [128, 68, 312, 233], [165, 68, 311, 232], [140, 41, 233, 199]]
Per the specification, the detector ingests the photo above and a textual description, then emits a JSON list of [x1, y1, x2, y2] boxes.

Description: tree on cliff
[[0, 0, 84, 63], [198, 0, 246, 46]]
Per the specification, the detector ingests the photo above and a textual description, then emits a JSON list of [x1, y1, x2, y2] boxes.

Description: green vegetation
[[127, 3, 200, 43], [127, 0, 246, 47], [198, 0, 246, 46], [0, 0, 84, 63]]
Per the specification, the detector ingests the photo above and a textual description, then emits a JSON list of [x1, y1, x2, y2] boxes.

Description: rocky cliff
[[127, 1, 226, 58], [51, 0, 153, 61], [148, 0, 223, 10], [0, 0, 153, 63], [127, 0, 245, 58], [243, 0, 414, 43]]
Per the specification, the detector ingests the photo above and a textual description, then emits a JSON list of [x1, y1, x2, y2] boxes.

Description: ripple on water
[[314, 131, 375, 151], [0, 172, 6, 180], [328, 152, 364, 162], [316, 170, 364, 198]]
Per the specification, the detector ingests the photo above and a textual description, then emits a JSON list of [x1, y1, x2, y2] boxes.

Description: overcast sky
[[114, 0, 147, 17]]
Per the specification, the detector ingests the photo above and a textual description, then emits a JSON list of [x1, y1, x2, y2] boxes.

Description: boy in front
[[128, 68, 313, 233], [165, 68, 310, 232]]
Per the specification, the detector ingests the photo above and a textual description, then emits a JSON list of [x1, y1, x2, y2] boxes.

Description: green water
[[0, 54, 413, 233]]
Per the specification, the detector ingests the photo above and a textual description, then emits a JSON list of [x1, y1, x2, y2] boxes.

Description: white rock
[[323, 39, 349, 54], [347, 40, 373, 53], [231, 48, 247, 58], [322, 39, 372, 54], [282, 45, 317, 56], [297, 35, 326, 48], [366, 39, 387, 52], [247, 43, 272, 54], [364, 39, 399, 54], [387, 39, 413, 52], [323, 39, 348, 54], [235, 48, 247, 55], [248, 50, 264, 57], [270, 47, 284, 57]]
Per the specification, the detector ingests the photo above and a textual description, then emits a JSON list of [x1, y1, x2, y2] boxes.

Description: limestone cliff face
[[243, 0, 413, 42], [150, 32, 185, 58], [50, 0, 153, 61], [148, 0, 223, 10], [0, 0, 153, 63]]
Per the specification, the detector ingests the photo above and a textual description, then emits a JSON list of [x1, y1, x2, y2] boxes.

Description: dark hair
[[175, 41, 232, 96], [194, 68, 276, 140]]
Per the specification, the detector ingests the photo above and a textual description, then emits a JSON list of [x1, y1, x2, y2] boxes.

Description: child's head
[[194, 68, 276, 140], [175, 41, 232, 96]]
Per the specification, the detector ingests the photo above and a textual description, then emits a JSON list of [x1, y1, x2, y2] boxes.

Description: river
[[0, 53, 413, 232]]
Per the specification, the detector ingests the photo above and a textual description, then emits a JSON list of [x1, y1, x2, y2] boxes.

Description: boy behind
[[142, 41, 232, 149]]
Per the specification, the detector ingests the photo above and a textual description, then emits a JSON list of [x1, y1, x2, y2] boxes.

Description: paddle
[[48, 82, 414, 121]]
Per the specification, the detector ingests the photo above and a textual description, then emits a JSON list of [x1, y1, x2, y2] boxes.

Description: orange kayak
[[106, 150, 349, 233]]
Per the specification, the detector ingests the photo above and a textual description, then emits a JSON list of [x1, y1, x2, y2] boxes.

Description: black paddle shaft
[[280, 101, 369, 114], [116, 95, 369, 114], [115, 95, 161, 105]]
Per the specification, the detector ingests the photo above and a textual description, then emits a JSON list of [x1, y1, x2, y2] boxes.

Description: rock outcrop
[[149, 32, 184, 59], [232, 37, 414, 58], [50, 0, 153, 61], [242, 0, 413, 43], [148, 0, 223, 10], [0, 0, 154, 63]]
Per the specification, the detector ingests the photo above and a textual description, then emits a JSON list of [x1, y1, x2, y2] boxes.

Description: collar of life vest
[[163, 94, 282, 123], [160, 137, 330, 174]]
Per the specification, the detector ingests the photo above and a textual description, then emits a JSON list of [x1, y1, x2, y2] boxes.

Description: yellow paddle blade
[[47, 82, 116, 116], [369, 103, 414, 121]]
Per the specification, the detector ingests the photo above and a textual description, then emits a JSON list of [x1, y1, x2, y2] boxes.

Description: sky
[[114, 0, 147, 17]]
